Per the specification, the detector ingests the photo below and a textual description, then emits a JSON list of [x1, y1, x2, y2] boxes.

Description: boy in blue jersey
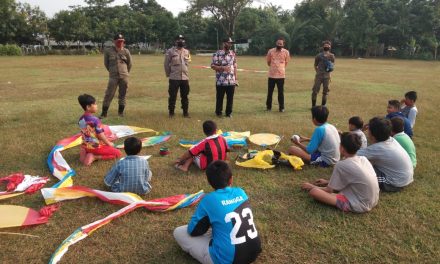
[[289, 105, 340, 167], [174, 160, 262, 264]]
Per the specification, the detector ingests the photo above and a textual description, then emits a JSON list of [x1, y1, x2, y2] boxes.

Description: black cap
[[223, 37, 235, 43], [114, 33, 124, 40], [176, 34, 185, 40]]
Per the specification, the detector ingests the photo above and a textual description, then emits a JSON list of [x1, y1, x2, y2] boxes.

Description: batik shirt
[[78, 113, 104, 149], [188, 187, 262, 264], [211, 50, 237, 86]]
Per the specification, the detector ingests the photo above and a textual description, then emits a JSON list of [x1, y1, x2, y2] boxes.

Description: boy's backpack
[[320, 53, 334, 72]]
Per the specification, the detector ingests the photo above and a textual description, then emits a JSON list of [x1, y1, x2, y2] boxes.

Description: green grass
[[0, 55, 439, 263]]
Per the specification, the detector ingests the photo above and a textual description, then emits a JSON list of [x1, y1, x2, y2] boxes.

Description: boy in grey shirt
[[357, 117, 413, 192], [301, 133, 379, 213]]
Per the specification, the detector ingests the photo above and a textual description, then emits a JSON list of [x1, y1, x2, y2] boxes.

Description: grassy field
[[0, 54, 439, 264]]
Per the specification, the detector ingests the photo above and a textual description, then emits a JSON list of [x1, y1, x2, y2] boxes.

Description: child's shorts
[[310, 152, 330, 168], [335, 194, 351, 212], [193, 154, 208, 170]]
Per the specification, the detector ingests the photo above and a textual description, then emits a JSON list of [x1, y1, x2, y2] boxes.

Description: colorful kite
[[180, 131, 250, 148], [248, 133, 281, 147], [115, 132, 172, 149], [43, 187, 204, 264], [47, 126, 157, 188], [0, 204, 59, 228], [236, 149, 304, 170], [0, 173, 49, 200]]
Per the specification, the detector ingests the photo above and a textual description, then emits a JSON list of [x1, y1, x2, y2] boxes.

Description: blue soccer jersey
[[188, 187, 261, 264]]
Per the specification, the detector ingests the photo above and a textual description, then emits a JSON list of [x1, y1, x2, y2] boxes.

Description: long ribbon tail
[[48, 190, 203, 264]]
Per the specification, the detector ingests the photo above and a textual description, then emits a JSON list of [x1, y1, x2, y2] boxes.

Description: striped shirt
[[189, 134, 228, 169], [104, 156, 152, 195]]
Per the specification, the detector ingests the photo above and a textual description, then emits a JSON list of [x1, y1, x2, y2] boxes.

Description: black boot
[[99, 106, 109, 119], [321, 95, 327, 106], [118, 105, 125, 117]]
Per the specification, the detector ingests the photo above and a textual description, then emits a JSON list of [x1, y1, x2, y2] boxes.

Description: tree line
[[1, 0, 439, 59]]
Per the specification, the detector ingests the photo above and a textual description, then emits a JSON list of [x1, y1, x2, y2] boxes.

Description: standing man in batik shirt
[[164, 34, 191, 118], [100, 33, 132, 118], [211, 38, 237, 118], [266, 37, 290, 112]]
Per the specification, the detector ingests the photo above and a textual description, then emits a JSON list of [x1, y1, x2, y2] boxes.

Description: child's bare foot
[[174, 164, 188, 172], [314, 179, 329, 186], [79, 148, 87, 164], [301, 182, 316, 191], [83, 153, 96, 166]]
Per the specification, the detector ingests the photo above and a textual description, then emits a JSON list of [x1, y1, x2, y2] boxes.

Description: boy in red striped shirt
[[175, 120, 228, 172]]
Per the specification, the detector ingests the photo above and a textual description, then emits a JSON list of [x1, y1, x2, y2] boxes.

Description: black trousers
[[168, 79, 190, 114], [215, 85, 235, 116], [266, 78, 285, 110]]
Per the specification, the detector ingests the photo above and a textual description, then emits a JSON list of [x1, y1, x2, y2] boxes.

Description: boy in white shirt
[[301, 132, 379, 213]]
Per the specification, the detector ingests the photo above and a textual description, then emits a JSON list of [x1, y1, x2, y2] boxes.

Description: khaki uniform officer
[[100, 33, 132, 118], [164, 34, 191, 118], [311, 40, 335, 107]]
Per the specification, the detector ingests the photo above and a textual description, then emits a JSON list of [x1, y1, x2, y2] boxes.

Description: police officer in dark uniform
[[100, 33, 132, 118]]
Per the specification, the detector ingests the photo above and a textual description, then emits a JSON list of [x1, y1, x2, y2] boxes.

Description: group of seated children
[[76, 91, 418, 264], [78, 94, 152, 195], [295, 91, 417, 213]]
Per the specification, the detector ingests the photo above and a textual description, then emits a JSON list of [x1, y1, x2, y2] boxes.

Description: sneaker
[[279, 109, 285, 113], [118, 112, 124, 117], [266, 108, 271, 111], [169, 113, 175, 118], [225, 114, 232, 118], [183, 113, 190, 118]]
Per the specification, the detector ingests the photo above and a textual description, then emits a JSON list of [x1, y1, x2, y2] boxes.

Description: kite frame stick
[[273, 136, 283, 150], [0, 232, 40, 238]]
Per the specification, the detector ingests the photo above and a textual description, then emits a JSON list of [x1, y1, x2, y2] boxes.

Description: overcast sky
[[19, 0, 303, 18]]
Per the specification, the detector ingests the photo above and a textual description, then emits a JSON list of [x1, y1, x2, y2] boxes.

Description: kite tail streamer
[[47, 126, 157, 188], [49, 191, 204, 264], [0, 205, 58, 229]]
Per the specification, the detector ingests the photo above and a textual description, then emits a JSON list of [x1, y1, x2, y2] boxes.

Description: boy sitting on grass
[[78, 94, 121, 166], [301, 132, 379, 213], [175, 120, 228, 172], [289, 105, 340, 167], [174, 160, 262, 264], [391, 117, 417, 168], [400, 91, 418, 129], [348, 116, 367, 149], [104, 137, 152, 195], [357, 117, 413, 192], [386, 99, 413, 138]]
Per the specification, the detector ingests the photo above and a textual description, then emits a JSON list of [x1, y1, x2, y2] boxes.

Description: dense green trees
[[1, 0, 439, 59]]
